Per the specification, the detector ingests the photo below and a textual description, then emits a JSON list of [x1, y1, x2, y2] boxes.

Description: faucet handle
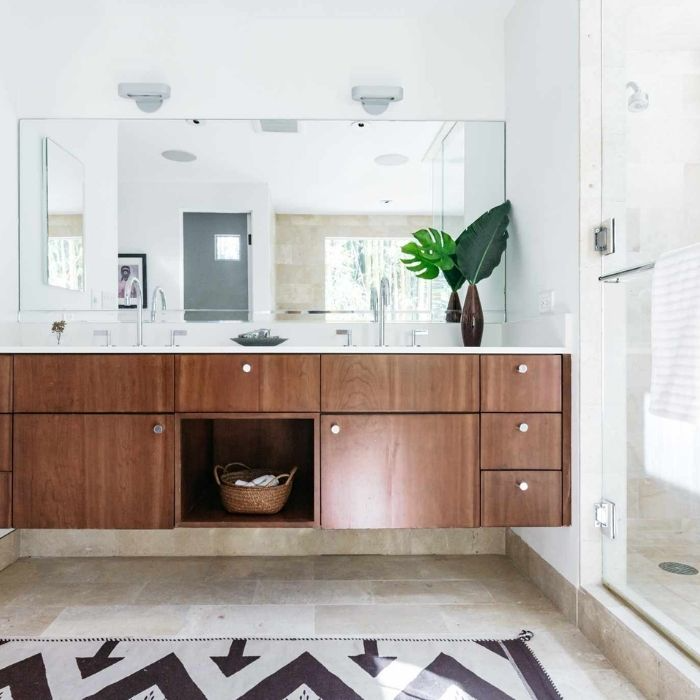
[[170, 329, 188, 347], [93, 329, 111, 347], [411, 329, 428, 347], [336, 329, 353, 347]]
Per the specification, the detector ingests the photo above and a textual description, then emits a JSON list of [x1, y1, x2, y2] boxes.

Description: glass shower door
[[601, 0, 700, 661]]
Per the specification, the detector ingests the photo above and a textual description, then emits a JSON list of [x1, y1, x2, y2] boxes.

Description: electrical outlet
[[538, 290, 554, 314]]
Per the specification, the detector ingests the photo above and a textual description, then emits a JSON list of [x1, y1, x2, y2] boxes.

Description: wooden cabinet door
[[0, 415, 10, 472], [321, 414, 479, 528], [176, 355, 260, 412], [13, 414, 174, 529], [481, 414, 562, 469], [321, 355, 479, 412], [481, 471, 562, 526], [0, 473, 10, 527], [0, 356, 11, 413], [260, 355, 320, 412], [14, 355, 174, 413], [481, 355, 562, 412]]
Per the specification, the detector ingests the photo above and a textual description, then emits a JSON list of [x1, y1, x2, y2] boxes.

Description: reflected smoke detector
[[627, 81, 649, 112]]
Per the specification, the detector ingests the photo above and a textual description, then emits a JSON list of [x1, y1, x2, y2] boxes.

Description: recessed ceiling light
[[375, 153, 409, 166], [162, 149, 197, 162]]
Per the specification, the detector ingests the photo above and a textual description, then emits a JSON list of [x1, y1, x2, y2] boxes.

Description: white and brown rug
[[0, 631, 561, 699]]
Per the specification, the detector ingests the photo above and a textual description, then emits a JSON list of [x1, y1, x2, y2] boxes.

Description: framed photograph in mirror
[[118, 253, 148, 309]]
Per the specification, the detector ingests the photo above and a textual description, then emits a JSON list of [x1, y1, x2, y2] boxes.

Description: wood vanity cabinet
[[13, 355, 174, 413], [13, 414, 174, 529], [0, 356, 11, 527], [321, 354, 479, 412], [176, 354, 320, 412], [321, 413, 479, 528], [0, 356, 11, 413]]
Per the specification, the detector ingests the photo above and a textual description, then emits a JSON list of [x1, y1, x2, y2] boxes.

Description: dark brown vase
[[461, 284, 484, 347], [446, 290, 462, 323]]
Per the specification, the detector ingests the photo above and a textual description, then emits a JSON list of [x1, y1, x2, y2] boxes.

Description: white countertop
[[0, 345, 568, 354]]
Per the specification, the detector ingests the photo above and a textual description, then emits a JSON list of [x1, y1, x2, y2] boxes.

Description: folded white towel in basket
[[650, 243, 700, 424], [234, 474, 280, 488]]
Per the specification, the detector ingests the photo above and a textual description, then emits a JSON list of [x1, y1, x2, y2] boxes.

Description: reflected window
[[215, 234, 241, 261], [324, 237, 450, 321]]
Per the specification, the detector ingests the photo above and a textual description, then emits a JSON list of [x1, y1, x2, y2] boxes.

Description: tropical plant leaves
[[456, 200, 511, 285], [400, 228, 456, 280]]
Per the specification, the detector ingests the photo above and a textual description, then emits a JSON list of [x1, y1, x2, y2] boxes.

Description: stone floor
[[0, 554, 644, 698]]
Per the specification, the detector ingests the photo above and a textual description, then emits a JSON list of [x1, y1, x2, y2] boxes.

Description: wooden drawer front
[[14, 355, 174, 413], [0, 415, 10, 472], [176, 355, 320, 412], [260, 355, 320, 412], [321, 414, 479, 528], [0, 473, 10, 527], [482, 471, 562, 526], [481, 414, 561, 470], [0, 356, 11, 412], [13, 414, 174, 529], [481, 355, 562, 412], [321, 355, 479, 412], [177, 355, 260, 412]]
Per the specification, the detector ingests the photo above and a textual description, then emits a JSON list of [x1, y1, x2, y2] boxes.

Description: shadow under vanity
[[0, 351, 570, 531]]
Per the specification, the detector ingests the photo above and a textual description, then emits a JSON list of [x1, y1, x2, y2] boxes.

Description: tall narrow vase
[[445, 291, 462, 323], [461, 284, 484, 347]]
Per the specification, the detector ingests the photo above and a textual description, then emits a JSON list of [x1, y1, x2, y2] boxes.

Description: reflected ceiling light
[[381, 199, 393, 205], [186, 119, 206, 126], [161, 149, 197, 162], [375, 153, 409, 166], [118, 83, 171, 113]]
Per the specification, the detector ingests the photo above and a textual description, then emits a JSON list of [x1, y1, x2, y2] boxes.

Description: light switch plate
[[538, 290, 555, 314]]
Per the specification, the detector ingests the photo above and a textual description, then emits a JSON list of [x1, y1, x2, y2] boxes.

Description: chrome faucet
[[377, 276, 391, 346], [150, 286, 167, 322], [124, 277, 144, 347]]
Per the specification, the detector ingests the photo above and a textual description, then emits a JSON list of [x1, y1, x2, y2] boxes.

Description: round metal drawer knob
[[518, 423, 529, 433], [516, 481, 529, 491], [517, 364, 528, 374], [153, 424, 165, 434], [330, 424, 341, 434], [242, 363, 252, 373]]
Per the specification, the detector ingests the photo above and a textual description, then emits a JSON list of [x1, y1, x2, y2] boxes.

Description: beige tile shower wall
[[274, 214, 431, 312], [19, 528, 505, 558]]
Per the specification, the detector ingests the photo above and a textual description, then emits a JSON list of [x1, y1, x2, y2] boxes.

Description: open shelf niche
[[177, 413, 319, 527]]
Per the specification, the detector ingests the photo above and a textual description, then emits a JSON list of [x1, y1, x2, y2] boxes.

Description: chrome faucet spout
[[124, 277, 144, 347], [378, 276, 391, 347], [150, 286, 167, 322]]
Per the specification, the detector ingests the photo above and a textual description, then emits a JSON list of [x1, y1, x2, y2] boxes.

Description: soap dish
[[232, 336, 288, 347]]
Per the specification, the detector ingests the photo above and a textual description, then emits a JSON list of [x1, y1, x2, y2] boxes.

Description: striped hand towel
[[650, 243, 700, 424]]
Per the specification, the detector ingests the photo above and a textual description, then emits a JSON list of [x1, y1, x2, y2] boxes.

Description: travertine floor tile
[[179, 604, 315, 636], [314, 604, 450, 635], [253, 579, 373, 605], [370, 579, 493, 605]]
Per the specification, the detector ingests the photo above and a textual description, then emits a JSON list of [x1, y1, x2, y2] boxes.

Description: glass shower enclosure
[[600, 0, 700, 661]]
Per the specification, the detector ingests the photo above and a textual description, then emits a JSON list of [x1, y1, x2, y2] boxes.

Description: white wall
[[505, 0, 580, 584], [0, 78, 18, 325], [19, 121, 119, 311], [0, 1, 507, 121], [118, 180, 273, 316]]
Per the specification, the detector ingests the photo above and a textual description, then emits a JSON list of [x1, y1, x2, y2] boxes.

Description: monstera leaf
[[400, 228, 456, 280], [456, 201, 511, 285]]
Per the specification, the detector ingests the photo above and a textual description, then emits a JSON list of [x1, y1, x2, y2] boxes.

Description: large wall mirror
[[19, 119, 505, 323]]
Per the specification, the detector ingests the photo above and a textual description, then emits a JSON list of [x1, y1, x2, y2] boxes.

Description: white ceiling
[[118, 119, 443, 214]]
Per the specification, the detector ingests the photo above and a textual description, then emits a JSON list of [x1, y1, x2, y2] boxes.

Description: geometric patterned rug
[[0, 631, 562, 699]]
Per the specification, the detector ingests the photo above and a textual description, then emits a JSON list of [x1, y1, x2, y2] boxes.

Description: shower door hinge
[[594, 500, 617, 540], [594, 218, 615, 255]]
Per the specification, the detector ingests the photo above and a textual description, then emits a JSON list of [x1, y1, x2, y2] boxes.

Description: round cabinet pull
[[516, 481, 529, 491], [518, 423, 529, 433], [330, 424, 341, 434], [241, 362, 252, 373], [153, 424, 165, 434], [517, 363, 528, 374]]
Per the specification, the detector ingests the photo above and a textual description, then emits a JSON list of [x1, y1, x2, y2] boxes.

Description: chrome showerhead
[[627, 81, 649, 112]]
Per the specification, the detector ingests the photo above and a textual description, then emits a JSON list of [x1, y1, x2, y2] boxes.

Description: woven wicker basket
[[213, 462, 298, 515]]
